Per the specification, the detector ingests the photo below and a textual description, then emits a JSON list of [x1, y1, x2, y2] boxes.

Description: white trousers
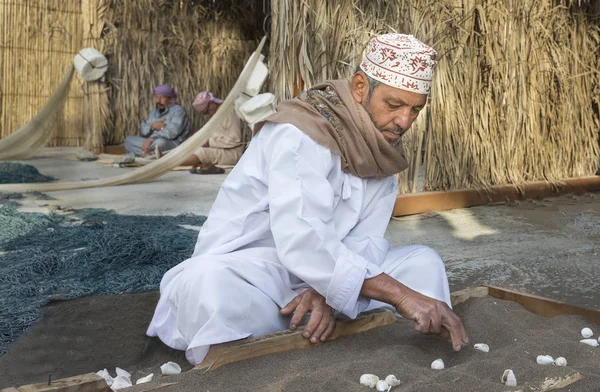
[[147, 245, 450, 365]]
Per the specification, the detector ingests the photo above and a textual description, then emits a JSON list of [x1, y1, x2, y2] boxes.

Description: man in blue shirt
[[125, 84, 191, 157]]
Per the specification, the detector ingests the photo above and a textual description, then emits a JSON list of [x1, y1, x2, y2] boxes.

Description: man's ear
[[351, 71, 369, 105]]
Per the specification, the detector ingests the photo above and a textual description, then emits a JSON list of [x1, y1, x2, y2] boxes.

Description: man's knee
[[176, 261, 239, 299], [413, 246, 446, 272]]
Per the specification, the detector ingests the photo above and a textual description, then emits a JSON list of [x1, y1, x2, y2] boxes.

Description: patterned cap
[[359, 34, 437, 95], [192, 91, 224, 113]]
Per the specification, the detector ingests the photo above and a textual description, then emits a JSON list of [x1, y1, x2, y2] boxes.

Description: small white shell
[[375, 380, 390, 391], [384, 374, 401, 387], [536, 355, 554, 365], [501, 369, 517, 387], [581, 328, 593, 338], [136, 373, 154, 384], [431, 358, 445, 370], [115, 367, 131, 378], [359, 374, 379, 388], [553, 357, 567, 366], [474, 343, 490, 353], [111, 375, 132, 390], [160, 361, 182, 375], [95, 369, 113, 387], [580, 338, 599, 347]]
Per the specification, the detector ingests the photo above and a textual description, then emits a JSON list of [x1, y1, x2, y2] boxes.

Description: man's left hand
[[141, 138, 153, 156], [280, 288, 336, 343]]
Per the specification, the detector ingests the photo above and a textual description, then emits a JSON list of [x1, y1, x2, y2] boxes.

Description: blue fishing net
[[0, 201, 206, 355], [0, 163, 55, 184]]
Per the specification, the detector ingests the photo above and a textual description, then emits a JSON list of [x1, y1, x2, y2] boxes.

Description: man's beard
[[362, 98, 405, 147]]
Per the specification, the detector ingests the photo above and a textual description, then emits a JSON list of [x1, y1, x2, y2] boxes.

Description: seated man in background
[[171, 91, 245, 174], [125, 84, 190, 157]]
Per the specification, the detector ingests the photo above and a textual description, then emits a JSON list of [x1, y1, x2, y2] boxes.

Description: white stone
[[536, 355, 554, 365], [95, 369, 113, 387], [580, 339, 599, 347], [553, 357, 567, 366], [111, 375, 132, 390], [474, 343, 490, 353], [160, 361, 182, 375], [376, 380, 390, 391], [359, 374, 379, 388], [501, 369, 517, 387], [115, 367, 131, 379], [581, 328, 593, 338], [384, 374, 401, 387], [431, 358, 445, 370]]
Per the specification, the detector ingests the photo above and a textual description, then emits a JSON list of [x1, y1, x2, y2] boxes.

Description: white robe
[[147, 122, 451, 365]]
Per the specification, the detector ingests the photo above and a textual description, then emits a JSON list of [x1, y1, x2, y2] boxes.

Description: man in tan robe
[[181, 91, 245, 174]]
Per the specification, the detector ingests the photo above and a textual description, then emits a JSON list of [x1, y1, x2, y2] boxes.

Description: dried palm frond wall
[[103, 0, 266, 145], [269, 0, 600, 192], [0, 0, 266, 150], [0, 0, 83, 147]]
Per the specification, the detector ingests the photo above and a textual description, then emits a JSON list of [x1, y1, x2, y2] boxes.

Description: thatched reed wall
[[0, 0, 84, 147], [103, 0, 265, 145], [0, 0, 266, 149], [269, 0, 600, 192]]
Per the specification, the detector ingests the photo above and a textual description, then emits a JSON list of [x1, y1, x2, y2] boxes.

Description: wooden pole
[[393, 176, 600, 217]]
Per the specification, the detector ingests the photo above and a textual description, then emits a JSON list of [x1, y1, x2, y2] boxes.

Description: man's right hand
[[361, 273, 468, 351], [151, 120, 166, 130], [141, 138, 153, 157], [393, 287, 469, 351]]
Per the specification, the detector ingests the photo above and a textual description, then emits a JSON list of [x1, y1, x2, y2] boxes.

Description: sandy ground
[[1, 296, 598, 391]]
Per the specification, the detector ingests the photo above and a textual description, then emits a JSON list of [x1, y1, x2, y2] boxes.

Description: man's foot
[[190, 163, 225, 175], [155, 146, 163, 159]]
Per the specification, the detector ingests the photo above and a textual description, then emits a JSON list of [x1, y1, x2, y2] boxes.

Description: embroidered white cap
[[359, 33, 437, 95]]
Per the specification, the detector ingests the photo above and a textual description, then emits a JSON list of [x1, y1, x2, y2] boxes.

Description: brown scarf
[[259, 79, 408, 178]]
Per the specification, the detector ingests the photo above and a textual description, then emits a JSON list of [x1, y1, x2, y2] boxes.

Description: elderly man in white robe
[[147, 34, 469, 365]]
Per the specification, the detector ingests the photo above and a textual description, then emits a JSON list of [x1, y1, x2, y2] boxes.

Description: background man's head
[[153, 84, 178, 111], [350, 34, 437, 146], [193, 91, 224, 116]]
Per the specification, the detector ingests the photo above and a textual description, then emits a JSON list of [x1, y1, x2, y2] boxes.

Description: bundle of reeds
[[269, 0, 600, 193], [0, 0, 84, 147], [103, 0, 264, 144]]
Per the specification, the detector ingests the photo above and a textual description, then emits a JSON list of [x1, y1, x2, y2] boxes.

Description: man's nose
[[393, 109, 412, 130]]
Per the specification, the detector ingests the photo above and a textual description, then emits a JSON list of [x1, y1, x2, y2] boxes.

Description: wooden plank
[[539, 371, 583, 391], [393, 176, 600, 217], [16, 373, 108, 392], [485, 285, 600, 324], [450, 286, 489, 306], [195, 308, 396, 372], [103, 145, 125, 155]]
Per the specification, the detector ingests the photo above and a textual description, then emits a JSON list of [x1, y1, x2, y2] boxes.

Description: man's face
[[154, 94, 173, 111], [206, 101, 219, 117], [352, 73, 427, 146]]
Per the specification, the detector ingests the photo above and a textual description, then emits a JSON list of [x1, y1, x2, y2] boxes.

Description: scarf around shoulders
[[259, 79, 408, 178]]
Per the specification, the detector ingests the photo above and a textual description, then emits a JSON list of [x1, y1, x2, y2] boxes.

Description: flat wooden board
[[195, 308, 397, 372], [486, 285, 600, 324], [16, 373, 107, 392], [450, 286, 489, 306], [539, 372, 584, 391], [393, 176, 600, 217]]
